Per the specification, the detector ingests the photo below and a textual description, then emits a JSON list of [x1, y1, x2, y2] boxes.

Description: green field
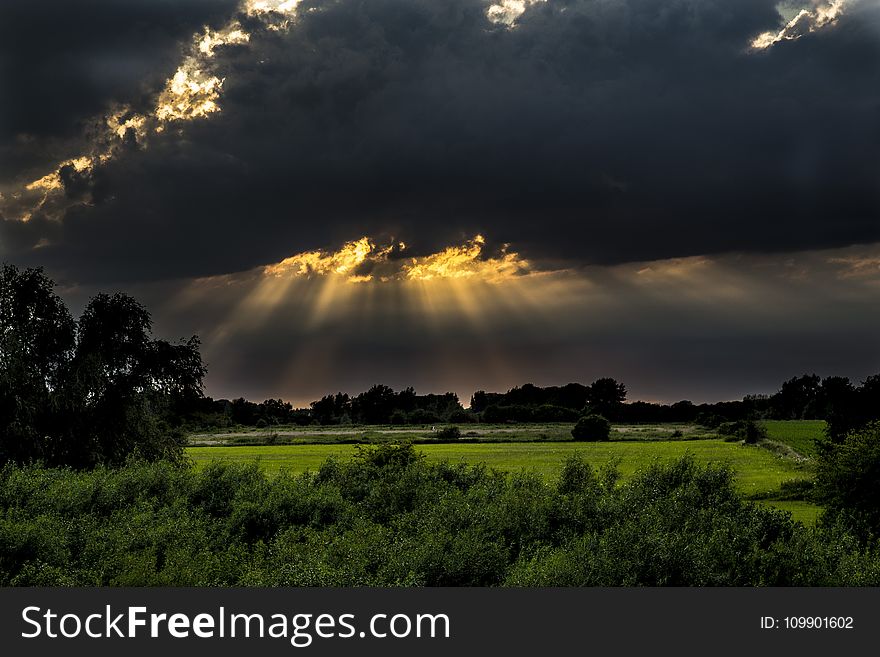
[[188, 438, 810, 498], [188, 421, 829, 524], [764, 500, 823, 526], [761, 420, 826, 458], [187, 422, 716, 446]]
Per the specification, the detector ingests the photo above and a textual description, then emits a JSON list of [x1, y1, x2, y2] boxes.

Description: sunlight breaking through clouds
[[0, 0, 305, 224], [155, 240, 880, 406], [264, 235, 533, 284], [486, 0, 546, 26], [750, 0, 848, 50]]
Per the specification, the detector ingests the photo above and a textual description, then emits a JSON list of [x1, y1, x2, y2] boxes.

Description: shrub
[[571, 415, 611, 441], [2, 451, 879, 586], [436, 426, 462, 440], [717, 419, 767, 444], [815, 421, 880, 543]]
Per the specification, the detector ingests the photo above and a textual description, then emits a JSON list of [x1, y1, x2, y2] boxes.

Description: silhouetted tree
[[470, 390, 502, 413], [310, 392, 351, 425], [585, 378, 627, 419], [0, 268, 205, 467], [57, 293, 205, 466], [352, 384, 398, 424], [772, 374, 821, 419], [0, 265, 75, 463], [818, 376, 858, 442]]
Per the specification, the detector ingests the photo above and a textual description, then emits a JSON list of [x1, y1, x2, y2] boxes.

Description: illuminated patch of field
[[187, 439, 810, 497], [764, 501, 822, 526], [761, 420, 826, 459]]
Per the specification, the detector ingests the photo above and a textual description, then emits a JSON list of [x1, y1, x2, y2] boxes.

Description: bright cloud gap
[[264, 235, 534, 284], [0, 0, 304, 224], [750, 0, 848, 50]]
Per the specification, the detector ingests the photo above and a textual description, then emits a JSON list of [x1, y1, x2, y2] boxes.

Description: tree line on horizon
[[3, 263, 880, 468], [187, 373, 880, 439]]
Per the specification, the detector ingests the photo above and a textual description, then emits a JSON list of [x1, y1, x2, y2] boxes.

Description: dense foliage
[[1, 446, 877, 586], [184, 373, 880, 431], [0, 265, 205, 467], [815, 422, 880, 544], [571, 414, 612, 441]]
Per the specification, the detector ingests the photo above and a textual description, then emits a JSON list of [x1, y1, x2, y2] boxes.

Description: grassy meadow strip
[[761, 420, 827, 459], [186, 423, 717, 446], [187, 439, 811, 497]]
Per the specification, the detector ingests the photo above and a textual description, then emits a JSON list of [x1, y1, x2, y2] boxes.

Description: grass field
[[761, 420, 826, 458], [187, 438, 811, 498], [187, 423, 716, 446], [187, 420, 829, 525], [764, 501, 823, 526]]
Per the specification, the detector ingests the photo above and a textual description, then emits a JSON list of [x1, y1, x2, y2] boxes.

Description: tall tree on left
[[0, 265, 76, 464], [0, 265, 206, 468]]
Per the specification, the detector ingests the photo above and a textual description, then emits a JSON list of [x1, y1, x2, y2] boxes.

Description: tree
[[0, 265, 76, 463], [585, 378, 627, 418], [818, 376, 858, 442], [771, 374, 821, 419], [352, 384, 397, 424], [470, 390, 501, 413], [0, 265, 76, 386], [56, 293, 205, 466], [815, 422, 880, 543], [0, 268, 206, 467], [571, 414, 612, 441], [310, 392, 351, 425]]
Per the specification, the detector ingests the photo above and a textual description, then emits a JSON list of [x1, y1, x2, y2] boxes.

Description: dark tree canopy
[[816, 422, 880, 544], [585, 378, 627, 418], [0, 265, 205, 468]]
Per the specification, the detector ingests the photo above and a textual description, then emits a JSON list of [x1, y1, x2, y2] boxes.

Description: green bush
[[815, 422, 880, 543], [0, 449, 878, 586], [436, 426, 462, 440], [717, 419, 767, 444], [571, 414, 611, 441]]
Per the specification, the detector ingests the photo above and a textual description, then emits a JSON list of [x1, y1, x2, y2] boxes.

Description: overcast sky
[[1, 0, 878, 405]]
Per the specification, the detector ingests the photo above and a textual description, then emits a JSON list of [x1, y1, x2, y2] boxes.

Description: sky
[[1, 0, 878, 406]]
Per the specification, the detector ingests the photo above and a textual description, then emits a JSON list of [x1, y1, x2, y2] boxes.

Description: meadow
[[187, 423, 716, 445], [187, 429, 821, 523], [761, 420, 827, 459]]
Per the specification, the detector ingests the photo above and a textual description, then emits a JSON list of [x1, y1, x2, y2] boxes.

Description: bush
[[447, 409, 476, 424], [1, 452, 879, 586], [815, 421, 880, 543], [571, 414, 611, 441], [436, 426, 462, 440], [717, 419, 767, 444], [408, 409, 439, 425]]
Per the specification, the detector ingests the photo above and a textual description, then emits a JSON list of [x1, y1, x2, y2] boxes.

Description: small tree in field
[[571, 414, 611, 441]]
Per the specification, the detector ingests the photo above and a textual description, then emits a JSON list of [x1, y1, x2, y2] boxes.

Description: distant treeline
[[4, 263, 880, 471], [187, 374, 880, 439]]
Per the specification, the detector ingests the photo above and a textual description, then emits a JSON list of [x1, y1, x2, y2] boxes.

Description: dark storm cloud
[[0, 0, 239, 178], [4, 0, 880, 284]]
